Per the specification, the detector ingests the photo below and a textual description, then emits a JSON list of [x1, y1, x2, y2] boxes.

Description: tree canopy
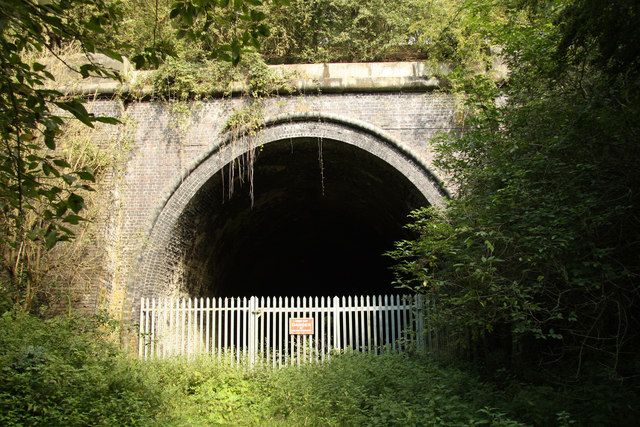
[[389, 0, 640, 382], [0, 0, 272, 307]]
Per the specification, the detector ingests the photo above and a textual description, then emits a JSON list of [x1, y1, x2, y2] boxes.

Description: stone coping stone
[[56, 58, 449, 98]]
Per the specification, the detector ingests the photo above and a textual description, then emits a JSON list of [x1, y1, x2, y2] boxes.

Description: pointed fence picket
[[138, 294, 430, 365]]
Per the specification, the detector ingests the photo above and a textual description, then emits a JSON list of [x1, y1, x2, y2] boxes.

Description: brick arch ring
[[126, 112, 449, 320]]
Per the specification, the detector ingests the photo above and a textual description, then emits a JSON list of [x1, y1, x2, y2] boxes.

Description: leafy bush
[[0, 311, 161, 426], [0, 308, 523, 426], [261, 352, 522, 426], [3, 307, 637, 425], [146, 53, 290, 100], [387, 0, 640, 389]]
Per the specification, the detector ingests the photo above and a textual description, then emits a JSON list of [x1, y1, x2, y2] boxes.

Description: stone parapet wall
[[63, 60, 446, 97]]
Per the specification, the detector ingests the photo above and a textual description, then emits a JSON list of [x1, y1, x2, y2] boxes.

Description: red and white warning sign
[[289, 318, 314, 335]]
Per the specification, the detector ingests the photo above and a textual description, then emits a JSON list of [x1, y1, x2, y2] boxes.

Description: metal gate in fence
[[139, 294, 427, 366]]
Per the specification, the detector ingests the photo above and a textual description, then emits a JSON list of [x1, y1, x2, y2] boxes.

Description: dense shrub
[[3, 308, 638, 425], [0, 309, 523, 426], [387, 0, 640, 392], [0, 311, 160, 426], [146, 353, 522, 426]]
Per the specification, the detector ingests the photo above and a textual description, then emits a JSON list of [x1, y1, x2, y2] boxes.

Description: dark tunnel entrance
[[175, 137, 428, 298]]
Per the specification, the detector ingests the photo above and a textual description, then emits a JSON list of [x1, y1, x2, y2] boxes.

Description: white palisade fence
[[139, 294, 429, 366]]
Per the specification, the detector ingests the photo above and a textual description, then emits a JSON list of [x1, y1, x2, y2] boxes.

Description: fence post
[[248, 296, 257, 367], [138, 297, 145, 358], [333, 296, 340, 353], [150, 298, 156, 359]]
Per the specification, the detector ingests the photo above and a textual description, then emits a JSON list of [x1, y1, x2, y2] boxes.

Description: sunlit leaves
[[0, 0, 121, 253], [389, 0, 640, 377], [168, 0, 268, 64]]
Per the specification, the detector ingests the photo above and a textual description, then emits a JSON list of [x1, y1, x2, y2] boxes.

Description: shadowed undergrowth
[[1, 310, 636, 426]]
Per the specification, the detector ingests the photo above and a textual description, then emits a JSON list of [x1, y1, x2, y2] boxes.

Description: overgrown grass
[[143, 354, 522, 426], [1, 308, 636, 426]]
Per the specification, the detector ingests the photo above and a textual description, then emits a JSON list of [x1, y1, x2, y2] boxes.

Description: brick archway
[[126, 114, 448, 321]]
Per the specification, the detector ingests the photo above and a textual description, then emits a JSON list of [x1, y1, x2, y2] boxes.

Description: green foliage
[[0, 307, 516, 425], [0, 0, 119, 249], [224, 101, 264, 134], [147, 53, 289, 99], [167, 0, 277, 66], [261, 0, 507, 72], [0, 0, 129, 313], [256, 353, 521, 426], [556, 0, 640, 80], [389, 0, 640, 385], [102, 0, 451, 65], [3, 307, 638, 425], [410, 0, 507, 77], [115, 352, 526, 426], [105, 0, 283, 67], [259, 0, 428, 63], [0, 311, 160, 426]]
